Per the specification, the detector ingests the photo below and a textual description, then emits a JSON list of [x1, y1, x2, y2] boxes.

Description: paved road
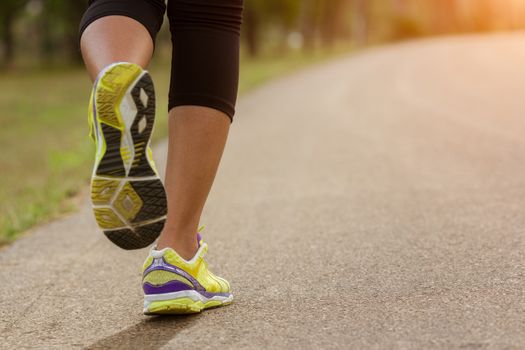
[[2, 33, 525, 349]]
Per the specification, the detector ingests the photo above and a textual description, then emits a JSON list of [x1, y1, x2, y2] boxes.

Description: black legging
[[79, 0, 243, 121]]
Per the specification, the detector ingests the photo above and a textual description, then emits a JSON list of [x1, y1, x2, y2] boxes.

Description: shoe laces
[[197, 225, 209, 260]]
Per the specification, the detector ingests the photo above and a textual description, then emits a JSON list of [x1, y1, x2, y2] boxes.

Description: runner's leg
[[155, 0, 243, 259]]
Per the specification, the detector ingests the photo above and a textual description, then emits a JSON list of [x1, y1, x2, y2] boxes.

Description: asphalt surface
[[2, 33, 525, 349]]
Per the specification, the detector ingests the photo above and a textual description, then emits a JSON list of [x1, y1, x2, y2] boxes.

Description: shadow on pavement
[[84, 314, 200, 350]]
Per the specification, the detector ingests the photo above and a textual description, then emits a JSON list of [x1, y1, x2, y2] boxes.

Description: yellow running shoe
[[88, 62, 167, 249], [142, 233, 233, 315]]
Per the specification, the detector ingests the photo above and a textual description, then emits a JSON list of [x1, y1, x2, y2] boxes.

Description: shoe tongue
[[197, 233, 203, 248]]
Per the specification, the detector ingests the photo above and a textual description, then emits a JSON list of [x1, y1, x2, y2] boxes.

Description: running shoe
[[142, 233, 233, 314], [88, 62, 167, 250]]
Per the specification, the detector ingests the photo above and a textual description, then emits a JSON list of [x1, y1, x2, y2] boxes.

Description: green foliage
[[0, 0, 28, 19], [0, 0, 30, 64], [246, 0, 300, 22], [2, 0, 525, 66], [0, 0, 87, 66]]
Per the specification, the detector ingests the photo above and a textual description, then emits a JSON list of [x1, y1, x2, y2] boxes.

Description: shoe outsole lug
[[104, 219, 166, 250], [97, 123, 126, 176], [90, 63, 167, 250], [128, 74, 157, 177], [129, 180, 168, 223]]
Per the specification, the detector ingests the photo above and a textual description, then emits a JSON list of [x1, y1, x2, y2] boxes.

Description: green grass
[[0, 48, 351, 245]]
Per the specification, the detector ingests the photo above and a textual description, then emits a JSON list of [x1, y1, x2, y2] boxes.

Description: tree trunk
[[64, 0, 87, 64], [320, 0, 340, 48], [39, 10, 54, 65], [243, 4, 260, 57], [352, 0, 369, 45], [391, 0, 407, 14], [2, 12, 15, 67], [432, 0, 457, 34], [300, 0, 319, 52]]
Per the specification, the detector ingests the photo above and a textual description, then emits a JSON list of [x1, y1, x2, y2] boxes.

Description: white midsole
[[143, 290, 233, 308]]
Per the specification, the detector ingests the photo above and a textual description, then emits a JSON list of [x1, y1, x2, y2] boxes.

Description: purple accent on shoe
[[143, 281, 231, 299], [200, 290, 231, 299], [197, 233, 202, 248], [143, 257, 206, 292], [143, 280, 192, 294], [144, 287, 231, 300]]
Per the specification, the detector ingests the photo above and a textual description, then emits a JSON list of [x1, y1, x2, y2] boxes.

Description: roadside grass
[[0, 47, 351, 245]]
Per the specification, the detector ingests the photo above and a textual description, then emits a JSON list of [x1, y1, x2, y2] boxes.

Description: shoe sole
[[143, 291, 233, 315], [90, 63, 167, 250]]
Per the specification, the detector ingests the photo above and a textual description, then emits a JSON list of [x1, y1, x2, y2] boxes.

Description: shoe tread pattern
[[130, 180, 167, 223], [104, 220, 166, 250], [91, 63, 167, 250], [129, 74, 156, 177]]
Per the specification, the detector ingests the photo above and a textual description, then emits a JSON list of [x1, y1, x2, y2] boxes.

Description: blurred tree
[[300, 0, 352, 51], [471, 0, 497, 31], [2, 0, 525, 68], [299, 0, 320, 51], [243, 0, 301, 57], [386, 0, 425, 40], [431, 0, 458, 33], [319, 0, 347, 47], [41, 0, 86, 63], [243, 0, 264, 57], [352, 0, 370, 45], [0, 0, 30, 66]]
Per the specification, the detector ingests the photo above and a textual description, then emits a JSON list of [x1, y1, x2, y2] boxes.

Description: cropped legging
[[79, 0, 244, 121]]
